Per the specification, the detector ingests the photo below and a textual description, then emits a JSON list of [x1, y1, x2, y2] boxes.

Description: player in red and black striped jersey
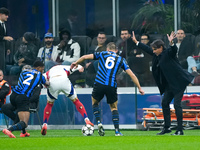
[[71, 42, 145, 136]]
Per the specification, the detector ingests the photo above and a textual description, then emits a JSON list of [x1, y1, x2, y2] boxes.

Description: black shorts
[[92, 83, 117, 104], [10, 92, 30, 112]]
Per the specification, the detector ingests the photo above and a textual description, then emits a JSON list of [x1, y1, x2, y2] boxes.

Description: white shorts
[[47, 75, 77, 103]]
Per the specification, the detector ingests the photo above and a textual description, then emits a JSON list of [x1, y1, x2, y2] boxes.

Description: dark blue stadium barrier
[[37, 93, 137, 125], [1, 87, 199, 127]]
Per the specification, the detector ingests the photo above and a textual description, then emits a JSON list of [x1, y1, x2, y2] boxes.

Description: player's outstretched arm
[[70, 65, 84, 73], [125, 69, 145, 95], [70, 54, 94, 70]]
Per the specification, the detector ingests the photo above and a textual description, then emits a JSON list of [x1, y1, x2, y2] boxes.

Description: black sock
[[8, 121, 26, 132], [92, 104, 101, 124], [112, 110, 119, 132], [22, 128, 26, 134]]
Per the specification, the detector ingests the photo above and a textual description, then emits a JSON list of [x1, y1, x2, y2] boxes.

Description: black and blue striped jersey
[[93, 51, 129, 87], [13, 69, 46, 98]]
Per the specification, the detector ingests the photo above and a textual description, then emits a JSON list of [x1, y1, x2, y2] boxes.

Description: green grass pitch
[[0, 129, 200, 150]]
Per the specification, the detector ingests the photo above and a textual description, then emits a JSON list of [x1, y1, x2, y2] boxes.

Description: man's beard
[[45, 41, 52, 46]]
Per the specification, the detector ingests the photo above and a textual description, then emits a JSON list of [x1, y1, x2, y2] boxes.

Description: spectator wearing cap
[[37, 33, 59, 72], [9, 32, 38, 76]]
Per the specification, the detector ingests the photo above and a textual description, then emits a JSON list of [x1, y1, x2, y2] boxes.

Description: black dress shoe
[[171, 130, 184, 135], [156, 128, 171, 135]]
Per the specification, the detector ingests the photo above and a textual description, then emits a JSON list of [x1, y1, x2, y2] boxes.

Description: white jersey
[[43, 65, 83, 102]]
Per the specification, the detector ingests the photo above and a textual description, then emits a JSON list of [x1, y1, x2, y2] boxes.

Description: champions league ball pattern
[[82, 124, 94, 136]]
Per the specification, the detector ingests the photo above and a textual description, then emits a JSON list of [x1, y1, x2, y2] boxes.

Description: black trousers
[[161, 87, 185, 130], [0, 41, 5, 72]]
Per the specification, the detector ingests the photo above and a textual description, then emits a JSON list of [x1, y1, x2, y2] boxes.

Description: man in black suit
[[0, 7, 13, 71], [0, 7, 13, 42], [132, 31, 194, 135]]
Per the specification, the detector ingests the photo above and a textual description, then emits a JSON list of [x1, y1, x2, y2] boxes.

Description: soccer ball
[[82, 124, 94, 136]]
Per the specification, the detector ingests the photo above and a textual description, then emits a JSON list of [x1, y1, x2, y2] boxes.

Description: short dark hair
[[33, 60, 44, 68], [98, 31, 106, 35], [140, 33, 150, 40], [23, 32, 36, 43], [150, 39, 166, 49], [0, 7, 10, 16], [120, 28, 130, 34]]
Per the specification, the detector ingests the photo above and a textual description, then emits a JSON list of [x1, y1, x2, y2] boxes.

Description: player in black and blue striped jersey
[[2, 60, 50, 138], [71, 42, 145, 136]]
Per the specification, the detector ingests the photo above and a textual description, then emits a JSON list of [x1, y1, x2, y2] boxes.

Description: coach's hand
[[132, 31, 138, 44]]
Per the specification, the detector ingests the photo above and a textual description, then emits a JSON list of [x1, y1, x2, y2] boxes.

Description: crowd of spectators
[[0, 6, 200, 87], [1, 27, 200, 87], [2, 28, 200, 87]]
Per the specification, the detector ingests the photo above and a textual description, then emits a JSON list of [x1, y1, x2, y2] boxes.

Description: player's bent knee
[[92, 98, 99, 105]]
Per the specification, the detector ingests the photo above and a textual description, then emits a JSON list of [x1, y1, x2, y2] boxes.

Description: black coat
[[138, 42, 194, 95], [0, 22, 6, 41]]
